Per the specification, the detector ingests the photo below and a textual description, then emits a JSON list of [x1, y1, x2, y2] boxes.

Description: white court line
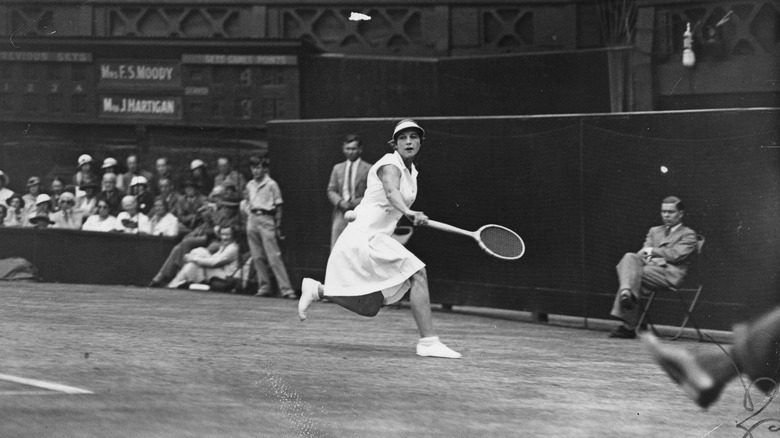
[[0, 391, 65, 396], [0, 373, 93, 395]]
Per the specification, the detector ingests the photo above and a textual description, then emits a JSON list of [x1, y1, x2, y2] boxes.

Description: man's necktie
[[343, 161, 353, 202], [664, 226, 670, 237], [348, 161, 355, 200]]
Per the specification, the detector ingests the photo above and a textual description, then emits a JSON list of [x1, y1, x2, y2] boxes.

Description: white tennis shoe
[[416, 337, 462, 359], [298, 278, 321, 321]]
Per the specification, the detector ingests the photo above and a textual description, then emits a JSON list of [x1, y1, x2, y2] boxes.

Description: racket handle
[[424, 220, 473, 237]]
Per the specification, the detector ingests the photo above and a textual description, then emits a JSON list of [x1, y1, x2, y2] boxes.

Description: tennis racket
[[424, 220, 525, 260]]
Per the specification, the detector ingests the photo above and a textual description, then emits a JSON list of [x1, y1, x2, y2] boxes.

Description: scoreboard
[[0, 38, 313, 127]]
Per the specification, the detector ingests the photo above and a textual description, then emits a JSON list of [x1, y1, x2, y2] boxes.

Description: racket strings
[[479, 226, 524, 259]]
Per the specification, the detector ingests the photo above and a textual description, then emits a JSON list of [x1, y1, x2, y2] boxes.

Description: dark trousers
[[153, 236, 209, 283], [731, 308, 780, 392], [610, 253, 671, 328]]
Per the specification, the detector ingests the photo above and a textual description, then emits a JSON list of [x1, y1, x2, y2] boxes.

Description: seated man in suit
[[609, 196, 698, 339], [97, 173, 125, 217], [326, 134, 372, 249]]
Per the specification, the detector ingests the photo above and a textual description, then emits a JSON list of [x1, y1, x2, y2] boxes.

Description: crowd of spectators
[[0, 154, 247, 236], [1, 152, 299, 297]]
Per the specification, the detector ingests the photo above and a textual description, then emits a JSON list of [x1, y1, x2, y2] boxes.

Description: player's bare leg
[[410, 269, 461, 359]]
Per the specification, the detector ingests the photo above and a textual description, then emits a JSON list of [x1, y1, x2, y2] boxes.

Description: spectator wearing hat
[[121, 154, 152, 192], [149, 193, 242, 287], [49, 177, 66, 213], [211, 192, 244, 247], [245, 155, 295, 298], [76, 177, 100, 218], [4, 194, 26, 227], [130, 175, 155, 215], [166, 225, 241, 290], [176, 179, 209, 233], [81, 199, 118, 233], [22, 176, 42, 221], [29, 194, 54, 228], [189, 159, 212, 196], [97, 173, 125, 217], [214, 156, 246, 193], [50, 192, 83, 230], [223, 182, 239, 199], [0, 170, 14, 204], [207, 185, 225, 209], [149, 197, 179, 237], [73, 154, 97, 189], [101, 157, 125, 191], [115, 195, 151, 234]]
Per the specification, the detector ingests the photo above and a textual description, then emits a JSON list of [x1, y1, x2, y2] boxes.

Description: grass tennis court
[[0, 282, 763, 437]]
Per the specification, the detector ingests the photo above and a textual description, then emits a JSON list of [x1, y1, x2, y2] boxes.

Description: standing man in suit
[[609, 196, 698, 339], [326, 134, 372, 249]]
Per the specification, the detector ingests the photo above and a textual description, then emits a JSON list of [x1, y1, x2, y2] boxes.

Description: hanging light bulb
[[682, 22, 696, 67]]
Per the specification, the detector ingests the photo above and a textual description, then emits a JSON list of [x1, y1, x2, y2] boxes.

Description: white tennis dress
[[324, 151, 425, 304]]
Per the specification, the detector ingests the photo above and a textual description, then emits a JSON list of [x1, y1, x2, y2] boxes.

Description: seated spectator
[[149, 193, 243, 287], [609, 196, 697, 339], [176, 180, 208, 232], [73, 154, 96, 189], [130, 176, 155, 215], [115, 195, 151, 234], [0, 170, 14, 204], [223, 183, 239, 199], [97, 173, 125, 217], [49, 177, 66, 212], [149, 197, 179, 237], [22, 176, 42, 220], [151, 157, 175, 195], [189, 159, 213, 196], [213, 193, 244, 232], [76, 178, 100, 218], [121, 154, 152, 192], [207, 184, 225, 209], [50, 192, 83, 230], [0, 204, 6, 226], [157, 177, 180, 216], [64, 184, 78, 197], [101, 157, 125, 191], [29, 194, 54, 228], [81, 200, 119, 232], [4, 194, 26, 227], [167, 225, 241, 289], [214, 156, 246, 193]]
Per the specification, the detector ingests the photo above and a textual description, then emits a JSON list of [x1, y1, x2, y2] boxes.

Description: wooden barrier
[[0, 227, 177, 286]]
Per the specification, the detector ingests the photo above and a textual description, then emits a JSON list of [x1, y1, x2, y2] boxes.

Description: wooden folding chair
[[636, 234, 705, 341]]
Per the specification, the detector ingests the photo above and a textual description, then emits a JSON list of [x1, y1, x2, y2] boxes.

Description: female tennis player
[[299, 119, 461, 359]]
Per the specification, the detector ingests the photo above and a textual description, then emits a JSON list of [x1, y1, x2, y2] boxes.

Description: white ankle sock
[[418, 336, 440, 345]]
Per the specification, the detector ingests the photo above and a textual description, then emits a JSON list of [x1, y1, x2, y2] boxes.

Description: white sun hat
[[390, 119, 425, 142]]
